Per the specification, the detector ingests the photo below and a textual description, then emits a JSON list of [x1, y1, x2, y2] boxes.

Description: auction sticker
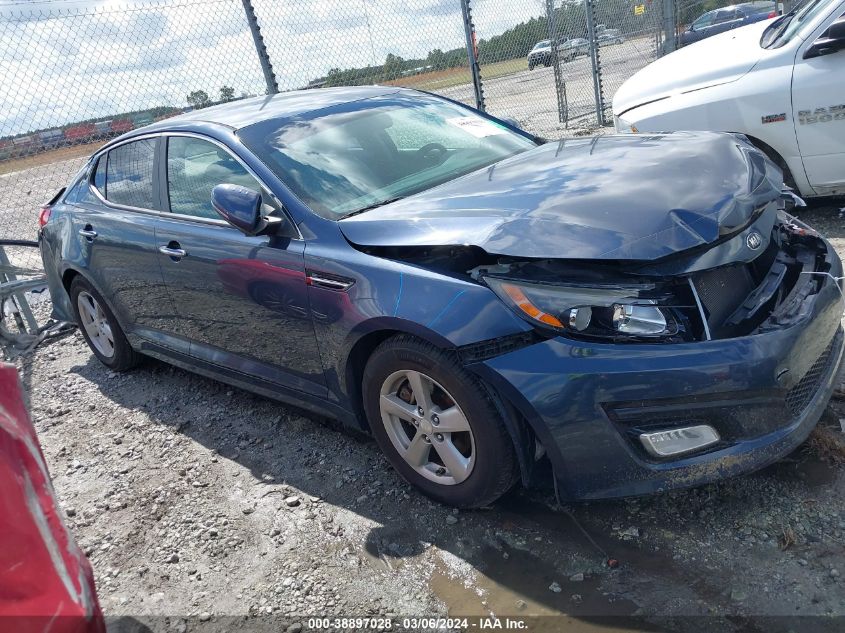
[[446, 117, 507, 137]]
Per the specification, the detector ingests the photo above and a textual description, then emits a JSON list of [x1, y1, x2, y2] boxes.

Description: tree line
[[316, 0, 647, 87]]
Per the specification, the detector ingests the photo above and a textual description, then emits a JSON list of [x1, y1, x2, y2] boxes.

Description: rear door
[[154, 134, 327, 396], [66, 136, 178, 348], [710, 8, 745, 36], [792, 10, 845, 196]]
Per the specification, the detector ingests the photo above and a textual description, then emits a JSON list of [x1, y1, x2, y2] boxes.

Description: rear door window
[[105, 138, 157, 209]]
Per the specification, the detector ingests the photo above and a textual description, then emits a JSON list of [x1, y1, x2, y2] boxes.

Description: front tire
[[362, 335, 519, 508], [69, 276, 141, 372]]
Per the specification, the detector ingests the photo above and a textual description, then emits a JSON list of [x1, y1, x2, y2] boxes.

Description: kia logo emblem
[[746, 231, 763, 250]]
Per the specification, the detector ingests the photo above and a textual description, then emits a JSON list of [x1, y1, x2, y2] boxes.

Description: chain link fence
[[0, 0, 781, 352]]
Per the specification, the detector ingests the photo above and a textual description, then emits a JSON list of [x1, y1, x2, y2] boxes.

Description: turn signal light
[[500, 282, 564, 328]]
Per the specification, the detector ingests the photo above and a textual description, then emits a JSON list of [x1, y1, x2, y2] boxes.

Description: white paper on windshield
[[446, 117, 507, 138]]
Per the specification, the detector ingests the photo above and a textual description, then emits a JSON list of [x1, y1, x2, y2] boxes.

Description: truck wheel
[[362, 335, 519, 508]]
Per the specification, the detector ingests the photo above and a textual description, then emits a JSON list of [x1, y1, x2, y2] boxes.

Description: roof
[[137, 86, 403, 134]]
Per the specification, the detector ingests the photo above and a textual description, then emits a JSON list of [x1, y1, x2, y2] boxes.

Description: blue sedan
[[38, 87, 844, 507], [679, 2, 777, 47]]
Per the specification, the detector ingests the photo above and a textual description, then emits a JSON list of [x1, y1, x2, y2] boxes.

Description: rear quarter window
[[93, 155, 107, 196]]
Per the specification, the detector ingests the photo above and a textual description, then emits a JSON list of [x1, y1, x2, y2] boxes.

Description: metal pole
[[0, 245, 37, 334], [546, 0, 568, 125], [241, 0, 279, 94], [585, 0, 605, 126], [662, 0, 677, 55], [460, 0, 485, 111]]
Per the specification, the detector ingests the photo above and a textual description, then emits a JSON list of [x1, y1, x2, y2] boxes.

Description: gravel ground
[[6, 205, 845, 633]]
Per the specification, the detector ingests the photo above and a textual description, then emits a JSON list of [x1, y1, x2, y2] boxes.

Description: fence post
[[662, 0, 677, 55], [584, 0, 606, 126], [241, 0, 279, 95], [546, 0, 568, 124], [460, 0, 485, 112]]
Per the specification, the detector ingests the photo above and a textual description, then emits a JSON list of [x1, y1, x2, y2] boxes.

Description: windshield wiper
[[342, 196, 405, 219], [761, 0, 805, 48]]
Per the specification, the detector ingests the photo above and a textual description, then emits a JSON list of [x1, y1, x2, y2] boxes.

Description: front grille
[[693, 264, 756, 328], [785, 328, 842, 417]]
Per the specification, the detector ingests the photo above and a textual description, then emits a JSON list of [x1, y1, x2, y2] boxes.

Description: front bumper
[[472, 238, 844, 501]]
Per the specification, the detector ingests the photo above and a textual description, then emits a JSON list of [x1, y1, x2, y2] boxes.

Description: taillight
[[767, 10, 777, 17], [38, 206, 51, 228]]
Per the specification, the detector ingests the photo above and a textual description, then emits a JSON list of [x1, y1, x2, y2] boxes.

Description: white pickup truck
[[613, 0, 845, 198]]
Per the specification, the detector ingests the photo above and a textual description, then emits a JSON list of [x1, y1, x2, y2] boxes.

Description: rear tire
[[362, 335, 519, 508], [69, 276, 141, 372]]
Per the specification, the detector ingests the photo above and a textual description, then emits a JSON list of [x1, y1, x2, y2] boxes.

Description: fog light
[[639, 425, 720, 457], [612, 303, 666, 335]]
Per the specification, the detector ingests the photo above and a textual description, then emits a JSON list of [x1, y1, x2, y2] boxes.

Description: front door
[[155, 134, 326, 396], [792, 10, 845, 196]]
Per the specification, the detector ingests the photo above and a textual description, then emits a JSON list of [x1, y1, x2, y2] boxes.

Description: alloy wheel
[[77, 291, 115, 358], [379, 369, 475, 485]]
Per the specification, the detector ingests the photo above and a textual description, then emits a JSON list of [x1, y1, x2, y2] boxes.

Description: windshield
[[238, 94, 537, 218], [533, 40, 550, 49], [761, 0, 829, 48]]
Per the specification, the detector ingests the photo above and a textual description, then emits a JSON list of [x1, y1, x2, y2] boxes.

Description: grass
[[0, 141, 102, 176], [387, 58, 528, 92], [807, 424, 845, 464]]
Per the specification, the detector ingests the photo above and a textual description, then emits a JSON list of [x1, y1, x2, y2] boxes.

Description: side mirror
[[211, 183, 282, 236], [804, 16, 845, 59]]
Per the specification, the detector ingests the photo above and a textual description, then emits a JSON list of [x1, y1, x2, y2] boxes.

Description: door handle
[[78, 228, 97, 239], [159, 245, 187, 258]]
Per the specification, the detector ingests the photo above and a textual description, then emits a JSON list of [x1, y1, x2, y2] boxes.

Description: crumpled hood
[[339, 132, 782, 261], [613, 19, 771, 116]]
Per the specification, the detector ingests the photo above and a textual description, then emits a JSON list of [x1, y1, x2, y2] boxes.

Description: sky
[[0, 0, 545, 136]]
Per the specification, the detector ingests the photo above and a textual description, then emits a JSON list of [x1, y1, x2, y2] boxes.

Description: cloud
[[0, 0, 539, 135]]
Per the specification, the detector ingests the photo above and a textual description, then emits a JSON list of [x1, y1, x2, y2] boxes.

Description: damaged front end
[[467, 205, 839, 346], [457, 197, 844, 499]]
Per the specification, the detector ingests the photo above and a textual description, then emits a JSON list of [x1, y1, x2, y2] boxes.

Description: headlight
[[613, 115, 638, 134], [484, 277, 674, 339]]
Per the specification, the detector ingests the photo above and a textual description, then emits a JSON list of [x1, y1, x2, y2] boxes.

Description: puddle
[[430, 546, 645, 633], [429, 493, 735, 627]]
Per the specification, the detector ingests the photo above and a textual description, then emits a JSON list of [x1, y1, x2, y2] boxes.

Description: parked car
[[38, 129, 64, 149], [40, 87, 844, 507], [0, 364, 105, 633], [598, 32, 624, 46], [63, 123, 97, 144], [528, 39, 553, 69], [565, 37, 590, 57], [614, 0, 845, 198], [680, 1, 778, 46], [527, 38, 586, 69], [110, 118, 134, 134]]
